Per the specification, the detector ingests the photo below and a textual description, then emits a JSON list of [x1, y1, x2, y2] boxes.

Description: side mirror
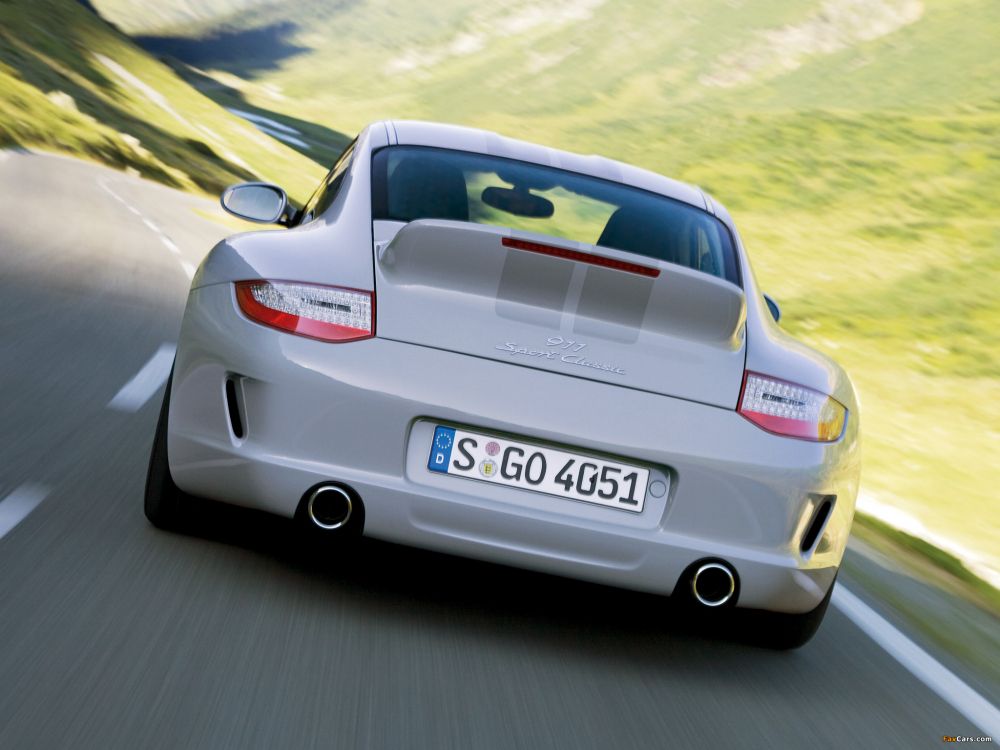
[[221, 182, 292, 225], [763, 293, 781, 324]]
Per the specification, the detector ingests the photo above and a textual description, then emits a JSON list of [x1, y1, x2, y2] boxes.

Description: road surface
[[0, 150, 995, 749]]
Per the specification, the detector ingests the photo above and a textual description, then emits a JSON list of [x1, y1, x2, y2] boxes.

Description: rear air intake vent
[[801, 496, 835, 553], [225, 376, 245, 439]]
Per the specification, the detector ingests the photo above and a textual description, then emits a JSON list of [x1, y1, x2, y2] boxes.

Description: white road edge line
[[98, 177, 194, 280], [97, 178, 132, 209], [0, 484, 49, 540], [833, 586, 1000, 737], [107, 344, 176, 413]]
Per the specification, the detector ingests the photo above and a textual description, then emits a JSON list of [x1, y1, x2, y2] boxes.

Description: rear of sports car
[[150, 122, 860, 648]]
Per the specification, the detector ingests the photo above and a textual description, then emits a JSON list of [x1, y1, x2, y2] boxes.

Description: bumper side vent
[[801, 496, 835, 553], [225, 376, 245, 439]]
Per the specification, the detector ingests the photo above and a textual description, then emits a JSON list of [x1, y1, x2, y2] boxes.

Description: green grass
[[0, 0, 325, 201], [17, 0, 1000, 577], [844, 517, 1000, 690], [853, 514, 1000, 616], [81, 0, 278, 35]]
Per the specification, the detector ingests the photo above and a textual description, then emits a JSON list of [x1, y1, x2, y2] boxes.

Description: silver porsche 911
[[145, 120, 860, 648]]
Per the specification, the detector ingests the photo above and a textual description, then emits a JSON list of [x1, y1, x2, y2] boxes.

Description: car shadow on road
[[176, 497, 798, 658]]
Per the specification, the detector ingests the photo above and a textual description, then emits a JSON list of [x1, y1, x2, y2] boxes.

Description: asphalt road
[[0, 150, 994, 749]]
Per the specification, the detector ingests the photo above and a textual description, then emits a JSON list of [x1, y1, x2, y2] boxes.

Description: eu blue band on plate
[[427, 426, 456, 473]]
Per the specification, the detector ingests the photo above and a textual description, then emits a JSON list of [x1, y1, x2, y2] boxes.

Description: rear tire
[[755, 575, 837, 650], [144, 370, 195, 531]]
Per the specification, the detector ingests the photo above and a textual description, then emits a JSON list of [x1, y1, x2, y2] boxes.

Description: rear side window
[[371, 145, 739, 285], [300, 139, 356, 224]]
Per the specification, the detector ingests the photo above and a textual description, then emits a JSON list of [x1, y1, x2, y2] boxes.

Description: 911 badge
[[494, 335, 626, 375]]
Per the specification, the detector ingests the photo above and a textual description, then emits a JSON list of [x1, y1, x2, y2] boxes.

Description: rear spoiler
[[379, 220, 746, 346]]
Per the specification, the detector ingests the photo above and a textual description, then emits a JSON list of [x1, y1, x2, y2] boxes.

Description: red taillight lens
[[738, 371, 847, 442], [235, 280, 374, 342]]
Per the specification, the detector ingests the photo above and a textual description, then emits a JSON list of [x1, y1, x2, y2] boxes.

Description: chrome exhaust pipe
[[306, 485, 353, 531], [691, 562, 736, 607]]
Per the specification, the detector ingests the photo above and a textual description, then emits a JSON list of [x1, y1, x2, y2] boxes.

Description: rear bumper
[[168, 284, 860, 614]]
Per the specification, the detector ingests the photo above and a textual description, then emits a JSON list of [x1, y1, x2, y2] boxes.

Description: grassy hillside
[[54, 0, 1000, 578], [0, 0, 325, 200], [93, 0, 998, 126], [81, 0, 278, 34]]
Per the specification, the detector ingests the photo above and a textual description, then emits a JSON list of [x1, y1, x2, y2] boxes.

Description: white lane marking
[[98, 177, 193, 279], [0, 484, 49, 540], [833, 586, 1000, 737], [107, 344, 176, 412], [98, 177, 133, 210]]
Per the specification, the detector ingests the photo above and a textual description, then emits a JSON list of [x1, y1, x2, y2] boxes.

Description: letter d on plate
[[428, 426, 456, 473]]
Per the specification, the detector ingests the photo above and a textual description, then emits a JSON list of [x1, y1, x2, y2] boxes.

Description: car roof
[[385, 120, 710, 212]]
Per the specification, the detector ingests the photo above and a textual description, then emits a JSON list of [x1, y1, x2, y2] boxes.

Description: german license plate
[[427, 425, 649, 512]]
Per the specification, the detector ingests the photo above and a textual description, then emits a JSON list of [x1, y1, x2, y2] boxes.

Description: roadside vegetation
[[846, 515, 1000, 688], [5, 0, 998, 586], [0, 0, 324, 200]]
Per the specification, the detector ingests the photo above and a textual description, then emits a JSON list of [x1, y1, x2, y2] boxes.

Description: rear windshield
[[371, 145, 739, 285]]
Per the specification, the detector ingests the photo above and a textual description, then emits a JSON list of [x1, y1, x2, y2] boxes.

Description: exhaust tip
[[691, 562, 736, 607], [306, 485, 353, 531]]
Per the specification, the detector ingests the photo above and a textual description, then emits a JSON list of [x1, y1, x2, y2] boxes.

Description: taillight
[[738, 371, 846, 442], [235, 280, 374, 342]]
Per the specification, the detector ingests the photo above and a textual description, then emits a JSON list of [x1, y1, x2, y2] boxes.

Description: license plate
[[427, 425, 649, 512]]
